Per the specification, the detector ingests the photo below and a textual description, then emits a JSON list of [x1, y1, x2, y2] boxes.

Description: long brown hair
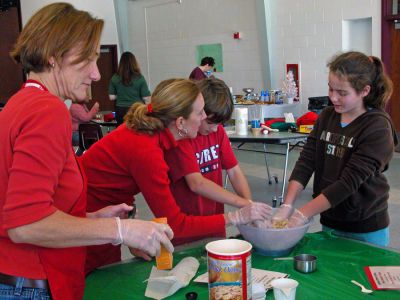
[[327, 51, 393, 109], [117, 52, 141, 86], [125, 79, 200, 135], [10, 2, 104, 73]]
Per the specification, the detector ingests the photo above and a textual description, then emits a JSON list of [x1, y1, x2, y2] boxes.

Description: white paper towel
[[145, 257, 199, 299], [235, 107, 248, 135]]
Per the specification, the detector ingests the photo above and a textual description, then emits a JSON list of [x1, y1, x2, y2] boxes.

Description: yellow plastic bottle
[[153, 217, 173, 270]]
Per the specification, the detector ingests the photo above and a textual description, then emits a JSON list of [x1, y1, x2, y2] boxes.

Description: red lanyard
[[21, 79, 48, 91]]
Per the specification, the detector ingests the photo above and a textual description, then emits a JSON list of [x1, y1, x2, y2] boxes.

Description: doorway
[[90, 45, 118, 112], [0, 0, 24, 105], [382, 0, 400, 132]]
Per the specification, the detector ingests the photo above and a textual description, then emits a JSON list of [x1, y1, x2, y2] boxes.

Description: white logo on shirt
[[196, 144, 220, 164]]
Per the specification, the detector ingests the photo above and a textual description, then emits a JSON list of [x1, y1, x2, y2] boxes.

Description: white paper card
[[365, 266, 400, 290], [284, 113, 295, 123], [194, 268, 287, 290]]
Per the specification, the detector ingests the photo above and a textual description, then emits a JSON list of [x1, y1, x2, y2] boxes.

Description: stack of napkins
[[145, 257, 199, 299]]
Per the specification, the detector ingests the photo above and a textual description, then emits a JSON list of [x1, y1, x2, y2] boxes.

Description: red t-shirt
[[165, 125, 237, 244], [82, 125, 226, 273], [0, 86, 85, 298]]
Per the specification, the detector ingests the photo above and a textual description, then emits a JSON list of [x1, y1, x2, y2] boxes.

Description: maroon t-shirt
[[189, 67, 206, 80]]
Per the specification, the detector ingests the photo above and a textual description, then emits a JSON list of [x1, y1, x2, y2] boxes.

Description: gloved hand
[[227, 202, 273, 225], [287, 209, 309, 228], [253, 218, 272, 228], [117, 219, 174, 257], [129, 247, 152, 261], [272, 204, 294, 223]]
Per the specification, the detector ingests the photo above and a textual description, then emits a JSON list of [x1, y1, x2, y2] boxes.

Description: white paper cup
[[206, 239, 252, 300], [271, 278, 298, 300]]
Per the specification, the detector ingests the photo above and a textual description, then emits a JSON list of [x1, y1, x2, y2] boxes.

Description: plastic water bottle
[[260, 91, 265, 102], [264, 90, 269, 103], [206, 70, 212, 77]]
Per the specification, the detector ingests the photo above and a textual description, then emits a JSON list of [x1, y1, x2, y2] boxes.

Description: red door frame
[[381, 0, 400, 117], [381, 0, 400, 76]]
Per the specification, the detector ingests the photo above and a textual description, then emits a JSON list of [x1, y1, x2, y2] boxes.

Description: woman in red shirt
[[82, 78, 273, 273], [0, 3, 173, 299]]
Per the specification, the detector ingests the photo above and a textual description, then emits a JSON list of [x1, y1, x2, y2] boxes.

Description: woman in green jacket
[[109, 51, 151, 124]]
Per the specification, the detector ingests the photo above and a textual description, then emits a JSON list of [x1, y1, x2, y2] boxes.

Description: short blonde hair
[[125, 79, 200, 134], [10, 2, 104, 73]]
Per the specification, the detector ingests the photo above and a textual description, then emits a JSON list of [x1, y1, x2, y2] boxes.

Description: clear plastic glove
[[253, 218, 272, 228], [129, 247, 152, 261], [287, 209, 309, 228], [227, 202, 273, 225], [272, 204, 294, 223], [119, 219, 174, 257]]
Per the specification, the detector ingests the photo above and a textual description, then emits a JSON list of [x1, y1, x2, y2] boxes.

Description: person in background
[[70, 99, 100, 146], [189, 56, 215, 80], [164, 77, 255, 245], [82, 78, 272, 273], [272, 51, 396, 247], [109, 51, 151, 125], [0, 3, 173, 299]]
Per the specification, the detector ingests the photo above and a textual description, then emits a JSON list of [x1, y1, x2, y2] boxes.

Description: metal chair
[[76, 123, 103, 156]]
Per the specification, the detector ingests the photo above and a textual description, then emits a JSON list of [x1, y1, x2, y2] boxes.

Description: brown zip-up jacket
[[290, 106, 398, 232]]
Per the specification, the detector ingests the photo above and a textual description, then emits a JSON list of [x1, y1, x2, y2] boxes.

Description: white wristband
[[297, 210, 308, 221], [112, 217, 123, 246]]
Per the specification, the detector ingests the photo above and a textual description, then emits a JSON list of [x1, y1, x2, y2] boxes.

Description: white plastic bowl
[[237, 218, 313, 257]]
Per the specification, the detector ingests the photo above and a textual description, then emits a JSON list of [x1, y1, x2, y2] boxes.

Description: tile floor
[[123, 142, 400, 259]]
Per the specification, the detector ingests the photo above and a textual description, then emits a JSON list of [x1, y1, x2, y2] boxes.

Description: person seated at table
[[189, 56, 215, 80], [70, 99, 100, 146], [272, 51, 396, 247], [0, 3, 173, 299], [81, 78, 272, 273], [164, 77, 254, 245]]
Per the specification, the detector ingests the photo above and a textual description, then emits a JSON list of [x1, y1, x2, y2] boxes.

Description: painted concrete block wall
[[267, 0, 381, 112], [130, 0, 380, 112], [128, 0, 267, 93], [20, 0, 119, 47]]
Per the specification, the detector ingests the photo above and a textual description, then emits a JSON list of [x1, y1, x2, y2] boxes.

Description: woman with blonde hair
[[82, 78, 272, 272], [0, 3, 173, 299], [109, 51, 151, 124]]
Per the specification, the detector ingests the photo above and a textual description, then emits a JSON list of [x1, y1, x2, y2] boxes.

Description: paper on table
[[284, 113, 295, 123], [194, 268, 287, 290], [145, 257, 199, 299], [365, 266, 400, 290]]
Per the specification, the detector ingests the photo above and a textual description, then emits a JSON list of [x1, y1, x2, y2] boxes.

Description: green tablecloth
[[84, 232, 400, 299]]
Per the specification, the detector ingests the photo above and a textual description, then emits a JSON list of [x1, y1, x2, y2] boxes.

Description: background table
[[226, 128, 307, 203], [233, 103, 302, 120], [90, 116, 118, 133], [84, 232, 400, 299], [90, 118, 118, 127]]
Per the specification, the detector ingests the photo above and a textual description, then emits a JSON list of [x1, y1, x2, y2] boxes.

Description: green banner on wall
[[196, 43, 223, 72]]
